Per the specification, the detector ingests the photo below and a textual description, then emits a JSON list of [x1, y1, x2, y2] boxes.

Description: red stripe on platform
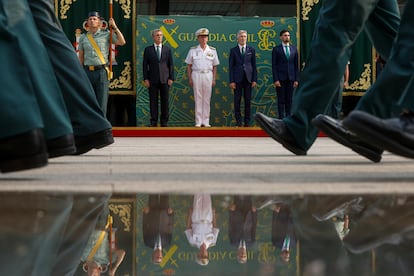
[[112, 127, 327, 137], [112, 127, 268, 137]]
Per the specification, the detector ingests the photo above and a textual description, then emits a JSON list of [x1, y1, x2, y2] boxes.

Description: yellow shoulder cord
[[109, 213, 113, 274], [86, 215, 113, 262], [86, 33, 113, 80]]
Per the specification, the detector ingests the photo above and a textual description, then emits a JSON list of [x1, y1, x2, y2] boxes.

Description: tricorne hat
[[196, 28, 209, 36], [87, 11, 104, 19]]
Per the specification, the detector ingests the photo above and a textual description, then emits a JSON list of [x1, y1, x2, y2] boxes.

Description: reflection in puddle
[[137, 194, 298, 276], [1, 193, 413, 275]]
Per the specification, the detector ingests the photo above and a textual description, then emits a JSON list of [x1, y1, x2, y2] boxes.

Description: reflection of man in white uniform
[[185, 194, 219, 266], [185, 28, 220, 127]]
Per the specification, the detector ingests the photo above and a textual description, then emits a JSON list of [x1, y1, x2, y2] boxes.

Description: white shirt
[[239, 44, 246, 54], [185, 226, 219, 249], [184, 194, 220, 249], [185, 44, 220, 71], [153, 43, 162, 50], [154, 43, 162, 58]]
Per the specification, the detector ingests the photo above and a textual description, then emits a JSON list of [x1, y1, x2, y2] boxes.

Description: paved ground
[[1, 137, 414, 195]]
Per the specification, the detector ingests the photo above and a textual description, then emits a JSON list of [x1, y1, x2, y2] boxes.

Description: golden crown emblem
[[163, 18, 176, 25], [260, 20, 275, 27]]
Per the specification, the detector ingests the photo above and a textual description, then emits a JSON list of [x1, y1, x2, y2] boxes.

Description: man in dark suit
[[272, 30, 299, 119], [229, 30, 257, 127], [272, 204, 297, 264], [142, 195, 174, 264], [228, 196, 257, 263], [143, 29, 174, 127]]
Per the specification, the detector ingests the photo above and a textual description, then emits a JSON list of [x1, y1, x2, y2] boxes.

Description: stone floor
[[2, 136, 414, 275], [1, 137, 413, 195]]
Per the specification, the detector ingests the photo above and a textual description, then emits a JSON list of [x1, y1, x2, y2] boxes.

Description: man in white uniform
[[185, 28, 220, 127], [185, 194, 219, 265]]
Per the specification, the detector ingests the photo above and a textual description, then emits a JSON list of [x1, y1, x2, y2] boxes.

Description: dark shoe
[[47, 134, 76, 158], [73, 129, 114, 155], [344, 111, 414, 159], [161, 124, 168, 127], [254, 113, 306, 155], [343, 202, 414, 253], [312, 114, 383, 163], [310, 195, 363, 221], [256, 197, 286, 210], [0, 128, 48, 173]]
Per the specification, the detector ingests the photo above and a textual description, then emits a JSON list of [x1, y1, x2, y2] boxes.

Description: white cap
[[196, 28, 209, 36]]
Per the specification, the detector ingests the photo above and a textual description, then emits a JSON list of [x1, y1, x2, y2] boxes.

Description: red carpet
[[112, 127, 268, 137], [112, 127, 326, 137]]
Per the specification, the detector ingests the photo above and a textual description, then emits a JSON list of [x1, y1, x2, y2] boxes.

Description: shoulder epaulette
[[191, 45, 197, 49], [209, 46, 216, 50]]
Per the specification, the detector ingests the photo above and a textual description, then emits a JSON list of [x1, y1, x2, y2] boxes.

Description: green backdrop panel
[[136, 16, 297, 127]]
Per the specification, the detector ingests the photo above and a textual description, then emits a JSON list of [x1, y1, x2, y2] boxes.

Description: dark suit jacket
[[142, 207, 174, 249], [229, 45, 257, 84], [272, 205, 297, 250], [143, 44, 174, 84], [272, 44, 299, 82], [228, 196, 257, 246]]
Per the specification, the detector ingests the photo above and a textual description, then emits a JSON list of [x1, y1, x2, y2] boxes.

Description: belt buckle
[[88, 65, 95, 71]]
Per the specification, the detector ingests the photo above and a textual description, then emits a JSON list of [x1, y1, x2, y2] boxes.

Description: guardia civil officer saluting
[[78, 11, 126, 117], [185, 28, 220, 127]]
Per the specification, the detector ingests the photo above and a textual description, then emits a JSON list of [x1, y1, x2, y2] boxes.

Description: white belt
[[193, 70, 211, 73], [194, 220, 211, 224]]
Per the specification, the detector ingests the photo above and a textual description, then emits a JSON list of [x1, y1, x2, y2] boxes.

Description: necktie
[[154, 234, 162, 250], [285, 45, 290, 59], [156, 46, 161, 61], [239, 240, 246, 249], [282, 235, 290, 251], [241, 47, 245, 56]]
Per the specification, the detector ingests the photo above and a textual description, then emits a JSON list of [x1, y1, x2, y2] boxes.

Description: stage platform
[[112, 126, 327, 137], [112, 126, 268, 137]]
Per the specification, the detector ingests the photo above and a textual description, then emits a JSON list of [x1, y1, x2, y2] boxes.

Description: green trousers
[[0, 193, 110, 276], [284, 0, 400, 151], [0, 193, 73, 275], [0, 0, 72, 139], [357, 0, 414, 114], [28, 0, 112, 135], [290, 197, 353, 275]]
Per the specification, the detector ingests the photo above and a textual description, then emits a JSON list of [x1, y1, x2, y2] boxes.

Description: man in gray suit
[[143, 29, 175, 127]]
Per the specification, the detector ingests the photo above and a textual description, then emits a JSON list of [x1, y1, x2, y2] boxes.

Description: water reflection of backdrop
[[136, 194, 298, 275]]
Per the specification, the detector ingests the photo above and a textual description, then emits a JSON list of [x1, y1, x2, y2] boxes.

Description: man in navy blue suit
[[272, 203, 297, 265], [143, 29, 174, 127], [272, 30, 299, 119], [229, 30, 257, 127]]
